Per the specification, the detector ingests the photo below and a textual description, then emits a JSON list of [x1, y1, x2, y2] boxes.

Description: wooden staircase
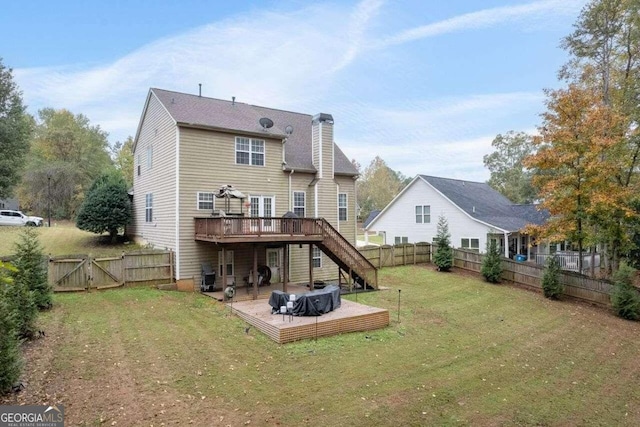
[[316, 219, 378, 289]]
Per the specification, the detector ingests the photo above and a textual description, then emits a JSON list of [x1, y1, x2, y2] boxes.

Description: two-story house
[[128, 88, 376, 296]]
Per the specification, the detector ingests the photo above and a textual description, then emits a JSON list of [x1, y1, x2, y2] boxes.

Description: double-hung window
[[338, 193, 347, 221], [293, 191, 305, 217], [145, 193, 153, 223], [461, 238, 480, 252], [235, 137, 265, 166], [197, 192, 214, 210], [312, 246, 322, 268], [415, 205, 430, 223], [394, 236, 408, 244]]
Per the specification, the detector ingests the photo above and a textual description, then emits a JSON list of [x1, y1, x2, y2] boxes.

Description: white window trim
[[293, 191, 305, 217], [235, 136, 265, 166], [312, 246, 322, 268], [218, 250, 235, 278], [197, 192, 215, 210], [461, 238, 480, 252], [145, 193, 153, 223], [338, 193, 348, 221], [415, 205, 431, 224], [395, 236, 408, 244]]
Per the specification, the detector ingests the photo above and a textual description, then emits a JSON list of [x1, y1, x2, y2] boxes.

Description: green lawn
[[4, 266, 640, 426], [0, 222, 143, 257], [357, 233, 384, 245]]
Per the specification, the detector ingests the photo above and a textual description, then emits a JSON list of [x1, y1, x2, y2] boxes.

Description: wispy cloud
[[331, 0, 385, 72], [377, 0, 586, 48], [12, 0, 582, 181]]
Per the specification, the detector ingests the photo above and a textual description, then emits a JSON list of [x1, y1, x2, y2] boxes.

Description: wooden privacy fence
[[453, 248, 613, 306], [49, 250, 174, 292], [358, 242, 431, 268]]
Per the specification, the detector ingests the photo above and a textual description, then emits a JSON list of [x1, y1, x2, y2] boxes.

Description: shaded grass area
[[8, 265, 640, 426], [0, 222, 142, 257]]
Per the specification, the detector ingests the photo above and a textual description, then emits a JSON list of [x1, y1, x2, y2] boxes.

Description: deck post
[[309, 244, 314, 290], [338, 267, 341, 289], [222, 247, 227, 297], [252, 244, 258, 299], [283, 244, 288, 293]]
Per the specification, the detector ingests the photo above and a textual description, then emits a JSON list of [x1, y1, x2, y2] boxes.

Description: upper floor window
[[461, 238, 480, 252], [415, 205, 430, 223], [197, 192, 214, 210], [145, 193, 153, 223], [235, 137, 265, 166], [147, 146, 153, 169], [293, 191, 305, 217], [338, 193, 347, 221]]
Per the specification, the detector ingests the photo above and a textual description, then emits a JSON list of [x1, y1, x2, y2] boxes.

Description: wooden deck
[[227, 298, 389, 344]]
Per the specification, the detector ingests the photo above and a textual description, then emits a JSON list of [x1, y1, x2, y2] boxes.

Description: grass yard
[[357, 233, 384, 245], [0, 222, 143, 257], [3, 265, 640, 426]]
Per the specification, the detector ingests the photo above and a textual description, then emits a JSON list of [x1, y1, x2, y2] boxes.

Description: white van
[[0, 210, 44, 227]]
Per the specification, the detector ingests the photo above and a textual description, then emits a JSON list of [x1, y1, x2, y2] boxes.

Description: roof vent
[[259, 117, 274, 131], [232, 96, 235, 106]]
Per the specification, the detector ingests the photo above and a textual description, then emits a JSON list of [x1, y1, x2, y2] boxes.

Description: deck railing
[[316, 219, 378, 288], [195, 217, 324, 239], [534, 252, 600, 274]]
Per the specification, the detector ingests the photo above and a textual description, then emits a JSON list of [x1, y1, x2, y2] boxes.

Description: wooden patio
[[202, 282, 389, 343]]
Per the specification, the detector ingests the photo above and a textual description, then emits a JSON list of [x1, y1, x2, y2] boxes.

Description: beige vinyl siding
[[312, 124, 320, 173], [321, 124, 334, 179], [130, 93, 177, 250], [177, 127, 289, 281], [335, 175, 356, 244]]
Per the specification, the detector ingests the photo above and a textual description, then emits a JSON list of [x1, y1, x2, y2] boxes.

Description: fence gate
[[49, 256, 89, 291], [91, 256, 124, 289]]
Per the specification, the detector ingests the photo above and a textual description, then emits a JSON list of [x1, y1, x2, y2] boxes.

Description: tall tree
[[357, 156, 409, 221], [525, 84, 628, 274], [18, 108, 112, 218], [76, 171, 132, 243], [0, 58, 33, 199], [483, 131, 536, 204], [112, 136, 134, 188], [558, 0, 640, 273]]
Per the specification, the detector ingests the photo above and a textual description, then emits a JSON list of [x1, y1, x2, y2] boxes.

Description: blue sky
[[2, 0, 586, 181]]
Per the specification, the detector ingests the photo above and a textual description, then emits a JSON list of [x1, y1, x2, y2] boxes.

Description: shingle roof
[[419, 175, 548, 232], [151, 88, 357, 175], [363, 209, 381, 228]]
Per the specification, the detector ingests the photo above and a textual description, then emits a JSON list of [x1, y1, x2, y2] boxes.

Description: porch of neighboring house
[[489, 231, 540, 261]]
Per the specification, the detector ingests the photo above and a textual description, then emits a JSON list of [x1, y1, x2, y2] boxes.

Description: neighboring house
[[364, 175, 549, 260], [128, 88, 376, 295], [0, 198, 19, 210]]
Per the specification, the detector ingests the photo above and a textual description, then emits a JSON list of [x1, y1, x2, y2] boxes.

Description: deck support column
[[283, 244, 288, 293], [222, 247, 227, 298], [309, 244, 314, 290], [252, 244, 258, 300]]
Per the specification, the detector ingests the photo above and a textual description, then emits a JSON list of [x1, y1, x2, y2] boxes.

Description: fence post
[[378, 246, 382, 269], [169, 249, 174, 285]]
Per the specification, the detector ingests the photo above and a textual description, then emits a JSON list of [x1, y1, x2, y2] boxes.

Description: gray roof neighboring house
[[419, 175, 548, 232], [363, 209, 381, 229], [366, 174, 548, 233], [142, 88, 358, 176]]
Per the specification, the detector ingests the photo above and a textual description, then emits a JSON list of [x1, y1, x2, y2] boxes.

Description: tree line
[[0, 59, 133, 221], [484, 0, 640, 278]]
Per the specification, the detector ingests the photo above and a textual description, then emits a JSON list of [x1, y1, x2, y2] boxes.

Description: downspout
[[503, 231, 509, 258], [288, 169, 294, 211], [336, 182, 340, 233], [354, 174, 359, 245], [175, 127, 180, 279]]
